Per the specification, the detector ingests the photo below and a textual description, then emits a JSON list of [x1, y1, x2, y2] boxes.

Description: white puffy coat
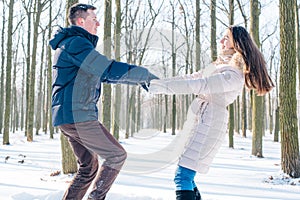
[[149, 64, 244, 173]]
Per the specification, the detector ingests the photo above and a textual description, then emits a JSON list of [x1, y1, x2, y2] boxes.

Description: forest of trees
[[0, 0, 299, 177]]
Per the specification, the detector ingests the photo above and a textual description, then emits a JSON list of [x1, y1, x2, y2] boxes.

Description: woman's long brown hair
[[229, 25, 274, 95]]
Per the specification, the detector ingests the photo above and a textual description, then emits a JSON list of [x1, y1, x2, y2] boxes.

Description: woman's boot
[[175, 190, 195, 200], [194, 187, 202, 200]]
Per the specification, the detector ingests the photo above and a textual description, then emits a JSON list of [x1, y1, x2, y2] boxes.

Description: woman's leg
[[174, 165, 196, 200]]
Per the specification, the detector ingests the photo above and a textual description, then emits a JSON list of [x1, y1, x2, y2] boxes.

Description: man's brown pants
[[59, 120, 127, 200]]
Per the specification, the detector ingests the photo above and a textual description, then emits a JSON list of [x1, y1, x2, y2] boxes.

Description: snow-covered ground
[[0, 129, 299, 200]]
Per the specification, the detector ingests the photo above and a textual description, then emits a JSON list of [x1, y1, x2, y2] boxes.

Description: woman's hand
[[148, 79, 171, 94]]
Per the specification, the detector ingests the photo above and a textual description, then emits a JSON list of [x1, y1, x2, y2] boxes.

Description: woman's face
[[220, 29, 234, 50]]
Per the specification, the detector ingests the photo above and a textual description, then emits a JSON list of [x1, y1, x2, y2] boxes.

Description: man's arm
[[67, 38, 158, 86], [101, 61, 158, 86]]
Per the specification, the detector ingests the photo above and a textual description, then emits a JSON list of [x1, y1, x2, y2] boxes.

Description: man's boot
[[63, 158, 98, 200], [87, 166, 120, 200], [176, 190, 195, 200]]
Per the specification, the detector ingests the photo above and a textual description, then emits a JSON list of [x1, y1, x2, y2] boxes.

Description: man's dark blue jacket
[[49, 25, 157, 126]]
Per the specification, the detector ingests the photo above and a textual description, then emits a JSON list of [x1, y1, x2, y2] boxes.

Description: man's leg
[[73, 121, 127, 200], [59, 126, 99, 200]]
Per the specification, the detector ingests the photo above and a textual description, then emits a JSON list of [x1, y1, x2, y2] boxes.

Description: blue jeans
[[174, 165, 197, 191]]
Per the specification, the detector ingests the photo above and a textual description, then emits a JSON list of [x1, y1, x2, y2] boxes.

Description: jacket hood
[[49, 25, 99, 50]]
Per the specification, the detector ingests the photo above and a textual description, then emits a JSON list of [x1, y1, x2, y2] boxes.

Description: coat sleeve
[[101, 61, 158, 85], [149, 67, 243, 95], [66, 37, 158, 85]]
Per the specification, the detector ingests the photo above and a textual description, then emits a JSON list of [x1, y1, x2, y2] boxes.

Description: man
[[49, 3, 157, 200]]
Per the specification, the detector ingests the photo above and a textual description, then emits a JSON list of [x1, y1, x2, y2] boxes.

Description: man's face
[[78, 9, 100, 35]]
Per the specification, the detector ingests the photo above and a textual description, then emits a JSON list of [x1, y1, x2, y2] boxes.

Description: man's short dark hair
[[68, 3, 96, 25]]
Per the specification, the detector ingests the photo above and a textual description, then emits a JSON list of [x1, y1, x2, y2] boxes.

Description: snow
[[1, 130, 300, 200]]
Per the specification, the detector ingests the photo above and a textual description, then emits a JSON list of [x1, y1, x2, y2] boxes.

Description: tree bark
[[228, 0, 235, 147], [241, 87, 247, 137], [59, 0, 78, 174], [102, 0, 112, 131], [0, 1, 5, 135], [112, 0, 121, 140], [296, 4, 300, 131], [36, 30, 46, 135], [47, 0, 54, 138], [3, 0, 14, 145], [228, 103, 234, 148], [24, 0, 33, 138], [171, 2, 176, 135], [210, 0, 217, 61], [27, 0, 44, 141], [279, 0, 300, 178], [250, 0, 264, 158], [274, 106, 279, 142], [195, 0, 201, 71]]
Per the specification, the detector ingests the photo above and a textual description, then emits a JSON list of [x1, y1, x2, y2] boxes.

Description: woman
[[149, 25, 274, 200]]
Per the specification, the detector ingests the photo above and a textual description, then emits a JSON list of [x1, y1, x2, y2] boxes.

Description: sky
[[0, 129, 300, 200]]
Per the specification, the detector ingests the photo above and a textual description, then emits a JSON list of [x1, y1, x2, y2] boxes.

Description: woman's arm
[[149, 67, 243, 95]]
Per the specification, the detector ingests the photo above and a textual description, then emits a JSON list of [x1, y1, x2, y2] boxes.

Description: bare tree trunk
[[274, 106, 279, 142], [3, 0, 14, 145], [12, 34, 21, 133], [47, 0, 54, 138], [36, 30, 46, 135], [296, 3, 300, 131], [124, 0, 131, 139], [59, 0, 78, 174], [195, 0, 201, 71], [279, 0, 300, 178], [137, 88, 141, 132], [241, 87, 247, 137], [60, 133, 76, 174], [229, 103, 234, 148], [21, 60, 25, 131], [11, 51, 16, 133], [248, 91, 253, 131], [228, 0, 235, 148], [210, 0, 217, 61], [235, 97, 240, 134], [42, 62, 47, 132], [130, 89, 136, 136], [171, 3, 176, 135], [164, 95, 168, 133], [102, 0, 112, 131], [27, 0, 44, 141], [24, 0, 33, 137], [268, 52, 275, 135], [236, 0, 248, 138], [273, 56, 280, 142], [179, 1, 192, 122], [0, 1, 5, 134], [250, 0, 264, 158], [125, 85, 130, 139], [112, 0, 121, 140]]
